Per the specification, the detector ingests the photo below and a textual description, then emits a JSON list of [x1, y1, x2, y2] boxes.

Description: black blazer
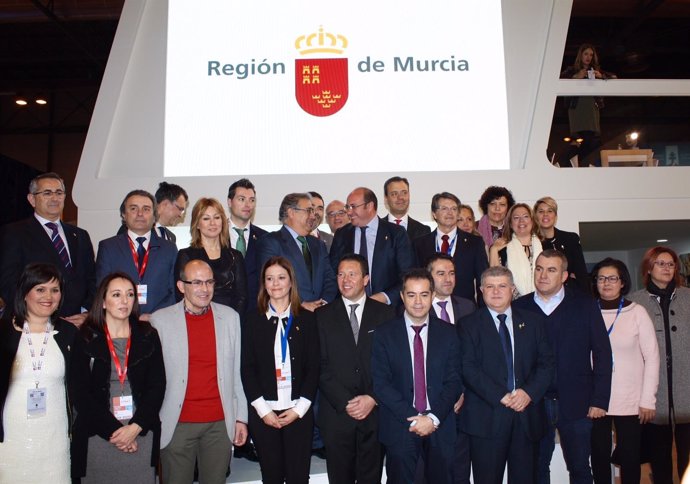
[[315, 297, 395, 430], [119, 224, 177, 245], [541, 227, 589, 293], [0, 217, 96, 317], [241, 310, 320, 405], [413, 229, 488, 305], [330, 219, 415, 306], [459, 307, 554, 441], [70, 321, 166, 477], [241, 223, 268, 316], [449, 295, 476, 324], [0, 317, 79, 442], [406, 216, 431, 241], [514, 288, 612, 420]]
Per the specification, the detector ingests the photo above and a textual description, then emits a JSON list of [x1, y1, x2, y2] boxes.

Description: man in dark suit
[[257, 193, 337, 311], [513, 249, 612, 484], [372, 269, 461, 484], [153, 181, 188, 244], [414, 192, 488, 305], [227, 178, 267, 316], [0, 172, 96, 324], [330, 187, 415, 307], [316, 253, 395, 484], [383, 176, 431, 241], [460, 266, 554, 484], [308, 191, 334, 251], [96, 189, 177, 319]]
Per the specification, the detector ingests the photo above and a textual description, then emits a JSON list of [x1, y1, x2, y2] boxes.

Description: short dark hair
[[278, 193, 311, 223], [360, 187, 378, 210], [536, 249, 569, 272], [227, 178, 256, 199], [383, 176, 409, 196], [591, 257, 632, 298], [155, 181, 188, 204], [82, 272, 142, 341], [431, 192, 461, 212], [13, 263, 64, 323], [478, 186, 515, 215], [338, 253, 369, 276], [401, 268, 435, 293], [308, 191, 324, 203], [29, 172, 65, 194], [119, 189, 156, 217], [425, 253, 454, 272]]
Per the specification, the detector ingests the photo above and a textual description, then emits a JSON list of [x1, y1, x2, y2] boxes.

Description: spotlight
[[35, 97, 47, 105], [625, 131, 639, 149], [15, 96, 28, 106], [563, 137, 571, 142]]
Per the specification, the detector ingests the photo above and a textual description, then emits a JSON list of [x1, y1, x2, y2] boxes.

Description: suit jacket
[[372, 316, 461, 447], [316, 297, 395, 432], [330, 219, 415, 306], [514, 288, 612, 420], [256, 225, 337, 304], [406, 216, 431, 241], [239, 223, 268, 315], [541, 227, 589, 293], [241, 310, 319, 404], [459, 307, 554, 441], [151, 301, 248, 448], [96, 232, 177, 314], [118, 223, 176, 245], [413, 229, 488, 305], [315, 230, 334, 252], [450, 295, 476, 324], [0, 216, 96, 316]]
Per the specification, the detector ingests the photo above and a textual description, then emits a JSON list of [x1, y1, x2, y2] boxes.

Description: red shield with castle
[[295, 58, 348, 117]]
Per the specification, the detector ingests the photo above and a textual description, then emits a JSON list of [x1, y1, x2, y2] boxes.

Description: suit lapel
[[511, 309, 526, 381], [280, 227, 309, 275], [480, 309, 508, 376], [395, 319, 414, 390], [62, 222, 81, 270], [28, 217, 62, 266]]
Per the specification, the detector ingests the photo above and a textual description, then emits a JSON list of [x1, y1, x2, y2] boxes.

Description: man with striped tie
[[0, 172, 96, 326]]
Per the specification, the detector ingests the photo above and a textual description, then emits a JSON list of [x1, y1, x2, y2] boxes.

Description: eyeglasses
[[173, 203, 186, 214], [292, 207, 315, 215], [33, 190, 66, 198], [344, 202, 367, 211], [653, 261, 675, 269], [596, 275, 620, 284], [327, 210, 346, 218], [180, 279, 216, 288]]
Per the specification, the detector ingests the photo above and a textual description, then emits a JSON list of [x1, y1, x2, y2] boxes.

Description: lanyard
[[598, 297, 624, 336], [436, 232, 458, 255], [23, 321, 53, 388], [280, 314, 294, 366], [127, 236, 151, 280], [104, 325, 132, 391]]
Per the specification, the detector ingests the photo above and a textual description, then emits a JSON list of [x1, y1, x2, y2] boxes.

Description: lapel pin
[[518, 322, 525, 330]]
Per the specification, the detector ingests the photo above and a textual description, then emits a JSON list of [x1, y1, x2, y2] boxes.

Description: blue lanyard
[[598, 297, 624, 336], [269, 304, 293, 365], [436, 232, 458, 255]]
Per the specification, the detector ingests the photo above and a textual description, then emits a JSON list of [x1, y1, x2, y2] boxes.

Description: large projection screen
[[164, 0, 510, 176]]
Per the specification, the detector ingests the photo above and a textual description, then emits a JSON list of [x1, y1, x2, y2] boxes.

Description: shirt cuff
[[293, 397, 312, 418], [382, 292, 391, 305], [425, 412, 440, 428], [251, 397, 272, 418]]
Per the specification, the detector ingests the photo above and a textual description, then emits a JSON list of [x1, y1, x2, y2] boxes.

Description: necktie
[[234, 227, 247, 256], [349, 303, 360, 343], [438, 301, 450, 323], [395, 219, 402, 225], [441, 234, 450, 254], [296, 235, 312, 276], [497, 314, 515, 391], [136, 236, 147, 268], [412, 325, 427, 413], [45, 222, 72, 270], [158, 226, 167, 240], [358, 227, 371, 296]]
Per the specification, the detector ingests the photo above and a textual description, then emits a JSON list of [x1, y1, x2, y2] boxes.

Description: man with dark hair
[[227, 178, 267, 315], [0, 172, 96, 325], [316, 253, 395, 483], [97, 189, 177, 318], [154, 181, 188, 243], [414, 192, 488, 306], [256, 193, 337, 311], [372, 268, 461, 484], [330, 186, 415, 307], [308, 191, 333, 251], [383, 176, 431, 241]]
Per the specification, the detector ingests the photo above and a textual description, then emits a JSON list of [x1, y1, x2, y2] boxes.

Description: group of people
[[0, 172, 688, 484]]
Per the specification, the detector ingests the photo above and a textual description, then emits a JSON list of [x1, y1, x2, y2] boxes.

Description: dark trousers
[[591, 415, 640, 484], [538, 398, 593, 484], [385, 434, 454, 484], [470, 411, 537, 484], [643, 422, 690, 484], [321, 415, 383, 484], [249, 407, 314, 484]]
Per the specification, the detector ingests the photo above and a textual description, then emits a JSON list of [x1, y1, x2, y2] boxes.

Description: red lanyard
[[104, 325, 131, 389], [127, 236, 151, 280]]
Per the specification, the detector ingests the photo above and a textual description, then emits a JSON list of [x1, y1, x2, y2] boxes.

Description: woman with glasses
[[175, 198, 247, 315], [476, 186, 515, 247], [630, 247, 690, 483], [241, 256, 319, 484], [589, 258, 659, 484], [489, 203, 542, 297]]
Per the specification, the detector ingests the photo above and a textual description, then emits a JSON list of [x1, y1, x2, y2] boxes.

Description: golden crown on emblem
[[295, 26, 348, 55]]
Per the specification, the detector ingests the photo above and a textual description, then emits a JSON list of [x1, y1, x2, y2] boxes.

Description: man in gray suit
[[151, 259, 248, 484]]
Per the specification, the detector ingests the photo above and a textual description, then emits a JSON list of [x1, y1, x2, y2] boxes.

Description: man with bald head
[[325, 200, 350, 234]]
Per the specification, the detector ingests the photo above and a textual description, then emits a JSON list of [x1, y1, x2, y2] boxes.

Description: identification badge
[[27, 387, 47, 418], [113, 395, 134, 420], [276, 367, 292, 391], [137, 284, 148, 305]]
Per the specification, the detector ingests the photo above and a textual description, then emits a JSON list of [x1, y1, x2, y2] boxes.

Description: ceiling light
[[657, 239, 668, 243], [563, 137, 571, 142], [15, 96, 28, 106], [35, 97, 47, 105]]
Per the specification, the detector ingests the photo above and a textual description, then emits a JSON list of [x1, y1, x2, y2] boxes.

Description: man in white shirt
[[308, 191, 333, 251], [383, 176, 430, 241]]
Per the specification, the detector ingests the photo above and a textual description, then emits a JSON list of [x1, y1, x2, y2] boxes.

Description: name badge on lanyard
[[275, 312, 294, 390], [105, 325, 134, 420], [23, 321, 52, 418], [127, 237, 151, 305]]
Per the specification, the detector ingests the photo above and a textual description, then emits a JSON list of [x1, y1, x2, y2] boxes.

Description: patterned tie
[[349, 303, 360, 343], [234, 227, 247, 256], [438, 301, 450, 323], [441, 234, 450, 254], [136, 236, 146, 268], [412, 324, 427, 413], [45, 222, 72, 270], [497, 314, 515, 391], [358, 226, 371, 296], [296, 235, 312, 276]]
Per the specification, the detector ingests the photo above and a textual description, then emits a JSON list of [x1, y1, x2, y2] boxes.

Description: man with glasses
[[0, 172, 96, 325], [308, 191, 333, 251], [325, 199, 349, 234], [154, 181, 188, 243], [414, 192, 488, 306], [330, 187, 415, 307], [257, 193, 337, 312], [383, 176, 431, 241], [513, 250, 612, 484], [152, 259, 248, 484]]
